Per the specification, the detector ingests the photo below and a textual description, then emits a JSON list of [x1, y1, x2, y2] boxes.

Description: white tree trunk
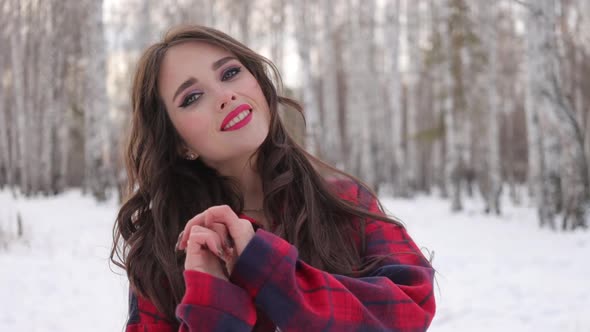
[[525, 0, 560, 229], [39, 0, 56, 194], [231, 0, 251, 44], [26, 0, 43, 195], [482, 1, 502, 215], [0, 5, 9, 187], [82, 0, 110, 200], [385, 0, 405, 195], [0, 48, 8, 186], [138, 0, 152, 49], [353, 0, 377, 187], [539, 0, 590, 229], [294, 0, 320, 156], [447, 0, 465, 212], [429, 0, 449, 198], [319, 0, 342, 167], [405, 0, 421, 194], [270, 0, 285, 71], [54, 1, 75, 193], [9, 0, 29, 194], [343, 0, 360, 175]]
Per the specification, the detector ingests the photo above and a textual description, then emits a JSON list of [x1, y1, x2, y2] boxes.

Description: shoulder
[[127, 289, 174, 328], [326, 177, 378, 211]]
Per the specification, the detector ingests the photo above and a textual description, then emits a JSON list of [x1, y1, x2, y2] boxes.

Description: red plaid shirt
[[126, 182, 436, 331]]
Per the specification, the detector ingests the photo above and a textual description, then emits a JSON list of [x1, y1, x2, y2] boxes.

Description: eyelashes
[[222, 66, 241, 81], [179, 92, 202, 108], [178, 66, 242, 109]]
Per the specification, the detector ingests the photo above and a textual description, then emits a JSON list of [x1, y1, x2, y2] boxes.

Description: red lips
[[220, 104, 253, 131]]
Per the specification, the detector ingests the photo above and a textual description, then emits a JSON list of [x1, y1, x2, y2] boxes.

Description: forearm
[[176, 270, 257, 332], [230, 230, 435, 332]]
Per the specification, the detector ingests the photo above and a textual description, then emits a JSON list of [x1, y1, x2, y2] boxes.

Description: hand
[[177, 205, 256, 274], [182, 225, 228, 280]]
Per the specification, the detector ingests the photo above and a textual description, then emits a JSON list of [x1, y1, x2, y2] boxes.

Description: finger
[[178, 212, 207, 250], [204, 205, 240, 232], [208, 222, 231, 249], [188, 226, 225, 256], [223, 247, 238, 275], [182, 205, 238, 250], [184, 234, 223, 274], [205, 206, 254, 255]]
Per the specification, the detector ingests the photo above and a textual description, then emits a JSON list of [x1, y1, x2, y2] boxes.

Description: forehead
[[164, 41, 231, 66], [158, 41, 233, 94]]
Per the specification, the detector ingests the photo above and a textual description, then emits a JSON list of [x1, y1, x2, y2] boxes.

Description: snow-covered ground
[[1, 189, 588, 331]]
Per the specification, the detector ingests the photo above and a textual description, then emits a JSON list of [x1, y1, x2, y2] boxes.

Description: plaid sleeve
[[229, 186, 436, 331], [176, 270, 257, 331], [125, 289, 176, 332], [126, 272, 257, 332]]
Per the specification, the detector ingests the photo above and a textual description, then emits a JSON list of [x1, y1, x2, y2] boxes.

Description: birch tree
[[342, 0, 377, 187], [9, 0, 30, 194], [0, 4, 9, 187], [319, 0, 343, 167], [555, 0, 589, 229], [82, 0, 110, 200], [498, 2, 524, 206], [427, 0, 450, 198], [385, 0, 404, 194], [270, 0, 286, 71], [447, 0, 469, 211], [294, 0, 320, 156], [25, 0, 42, 194], [404, 0, 423, 195], [480, 1, 502, 214], [524, 0, 562, 229], [222, 0, 251, 44], [38, 0, 58, 194], [53, 1, 75, 193]]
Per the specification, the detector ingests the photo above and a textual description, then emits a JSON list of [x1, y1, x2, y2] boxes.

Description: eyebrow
[[172, 56, 238, 103], [173, 77, 197, 103], [212, 56, 237, 70]]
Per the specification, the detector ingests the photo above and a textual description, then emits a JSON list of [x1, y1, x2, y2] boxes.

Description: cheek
[[245, 78, 270, 117], [172, 114, 210, 144], [244, 76, 265, 99]]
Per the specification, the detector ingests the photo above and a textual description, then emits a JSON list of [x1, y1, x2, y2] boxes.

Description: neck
[[212, 154, 264, 211]]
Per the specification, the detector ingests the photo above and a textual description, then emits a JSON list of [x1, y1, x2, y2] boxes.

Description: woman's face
[[158, 41, 271, 170]]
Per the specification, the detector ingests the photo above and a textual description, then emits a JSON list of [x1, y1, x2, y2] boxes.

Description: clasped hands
[[175, 205, 256, 281]]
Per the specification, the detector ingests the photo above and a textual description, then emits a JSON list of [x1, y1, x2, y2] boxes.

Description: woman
[[111, 25, 435, 332]]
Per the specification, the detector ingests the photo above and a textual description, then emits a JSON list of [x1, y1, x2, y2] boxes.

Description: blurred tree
[[294, 0, 320, 156], [385, 0, 403, 195], [82, 0, 110, 201]]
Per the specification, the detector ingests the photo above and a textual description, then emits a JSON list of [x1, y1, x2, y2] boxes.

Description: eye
[[179, 92, 202, 108], [222, 66, 241, 81]]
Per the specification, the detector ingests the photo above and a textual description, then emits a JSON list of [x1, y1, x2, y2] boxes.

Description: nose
[[220, 94, 237, 111]]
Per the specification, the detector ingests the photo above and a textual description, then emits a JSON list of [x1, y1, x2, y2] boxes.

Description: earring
[[185, 152, 198, 160]]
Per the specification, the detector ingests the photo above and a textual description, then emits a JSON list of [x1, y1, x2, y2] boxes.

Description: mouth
[[220, 104, 253, 132]]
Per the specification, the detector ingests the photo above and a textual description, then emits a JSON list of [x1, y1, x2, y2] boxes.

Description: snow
[[0, 190, 129, 332], [1, 189, 588, 331]]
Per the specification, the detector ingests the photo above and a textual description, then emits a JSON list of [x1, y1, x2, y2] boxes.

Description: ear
[[184, 151, 198, 160], [178, 144, 199, 160]]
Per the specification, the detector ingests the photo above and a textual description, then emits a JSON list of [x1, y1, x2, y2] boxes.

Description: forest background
[[1, 0, 589, 232]]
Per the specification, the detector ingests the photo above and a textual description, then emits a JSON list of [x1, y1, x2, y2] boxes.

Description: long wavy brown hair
[[110, 25, 402, 325]]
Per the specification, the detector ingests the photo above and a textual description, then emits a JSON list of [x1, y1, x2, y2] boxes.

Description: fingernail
[[175, 231, 184, 251]]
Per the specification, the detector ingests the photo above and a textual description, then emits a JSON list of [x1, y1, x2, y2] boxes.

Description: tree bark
[[82, 0, 110, 200], [482, 1, 502, 215], [320, 0, 343, 167], [294, 0, 320, 156], [386, 0, 404, 195], [405, 0, 422, 194]]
